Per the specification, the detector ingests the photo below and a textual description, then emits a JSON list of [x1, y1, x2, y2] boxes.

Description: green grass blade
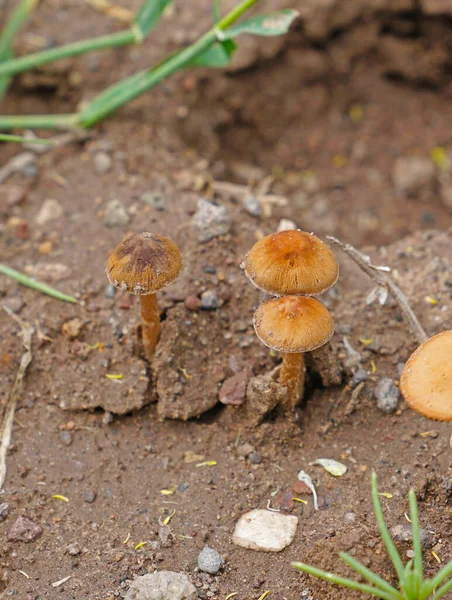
[[0, 48, 13, 101], [371, 472, 405, 581], [339, 552, 404, 599], [419, 561, 452, 598], [0, 0, 38, 58], [408, 488, 423, 593], [220, 9, 299, 39], [0, 113, 77, 130], [292, 562, 397, 600], [0, 264, 77, 303], [135, 0, 172, 37], [0, 133, 53, 144], [433, 577, 452, 600]]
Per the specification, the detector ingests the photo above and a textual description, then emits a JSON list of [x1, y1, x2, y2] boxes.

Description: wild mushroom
[[244, 229, 339, 297], [400, 330, 452, 421], [253, 296, 334, 408], [106, 232, 182, 360]]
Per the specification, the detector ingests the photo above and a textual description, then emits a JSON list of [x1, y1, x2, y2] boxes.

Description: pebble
[[237, 442, 254, 458], [184, 295, 201, 311], [103, 199, 130, 228], [344, 511, 357, 524], [201, 290, 219, 310], [249, 452, 263, 465], [191, 198, 231, 243], [392, 156, 435, 195], [351, 367, 369, 387], [277, 218, 297, 232], [374, 377, 400, 413], [125, 572, 197, 600], [102, 411, 114, 425], [219, 370, 250, 405], [232, 509, 298, 552], [93, 151, 112, 174], [390, 524, 436, 549], [197, 546, 224, 575], [35, 198, 63, 225], [140, 192, 167, 211], [3, 184, 26, 206], [60, 430, 73, 446], [0, 502, 10, 521], [104, 284, 117, 299], [243, 195, 261, 217], [83, 490, 97, 503], [67, 542, 81, 556], [7, 516, 42, 542]]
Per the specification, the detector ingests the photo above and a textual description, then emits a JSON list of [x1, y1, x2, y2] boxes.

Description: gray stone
[[232, 509, 298, 552], [7, 516, 42, 543], [93, 151, 112, 174], [0, 502, 9, 521], [351, 367, 369, 387], [83, 490, 97, 503], [197, 546, 224, 574], [104, 284, 117, 299], [103, 199, 130, 228], [141, 192, 167, 211], [35, 199, 63, 225], [200, 290, 219, 310], [219, 370, 250, 405], [392, 156, 435, 195], [374, 377, 400, 413], [243, 195, 261, 217], [60, 430, 73, 446], [125, 572, 197, 600], [391, 524, 436, 549], [67, 542, 81, 556], [249, 452, 263, 465], [191, 198, 230, 242]]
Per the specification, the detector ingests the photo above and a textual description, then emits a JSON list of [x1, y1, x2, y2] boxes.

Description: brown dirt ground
[[1, 1, 452, 599]]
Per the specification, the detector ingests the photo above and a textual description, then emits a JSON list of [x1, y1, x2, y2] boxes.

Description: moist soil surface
[[1, 1, 452, 599]]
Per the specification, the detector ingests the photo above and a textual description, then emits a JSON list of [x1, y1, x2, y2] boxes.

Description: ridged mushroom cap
[[106, 232, 181, 295], [400, 330, 452, 421], [253, 295, 334, 353], [244, 230, 338, 296]]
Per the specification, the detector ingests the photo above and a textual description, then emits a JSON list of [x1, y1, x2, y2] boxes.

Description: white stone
[[277, 218, 297, 232], [125, 572, 197, 600], [35, 199, 63, 225], [232, 509, 298, 552]]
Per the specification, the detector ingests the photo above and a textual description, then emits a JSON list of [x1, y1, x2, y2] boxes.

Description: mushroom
[[253, 296, 334, 408], [400, 330, 452, 421], [244, 229, 339, 297], [106, 232, 182, 360]]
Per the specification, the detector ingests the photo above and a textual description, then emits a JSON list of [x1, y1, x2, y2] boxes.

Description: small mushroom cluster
[[244, 230, 339, 409]]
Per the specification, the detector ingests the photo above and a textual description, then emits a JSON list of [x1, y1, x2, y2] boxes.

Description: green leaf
[[220, 9, 299, 39], [189, 39, 236, 68], [213, 0, 221, 24], [135, 0, 172, 38], [0, 133, 53, 144]]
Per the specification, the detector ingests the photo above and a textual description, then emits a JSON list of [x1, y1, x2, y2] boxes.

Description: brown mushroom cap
[[106, 232, 182, 295], [244, 230, 338, 296], [253, 295, 334, 353], [400, 330, 452, 421]]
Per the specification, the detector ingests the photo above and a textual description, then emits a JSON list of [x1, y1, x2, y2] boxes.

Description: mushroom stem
[[140, 293, 160, 360], [280, 352, 305, 409]]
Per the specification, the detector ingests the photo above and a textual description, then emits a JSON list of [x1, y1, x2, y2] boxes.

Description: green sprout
[[293, 472, 452, 599], [0, 0, 299, 131]]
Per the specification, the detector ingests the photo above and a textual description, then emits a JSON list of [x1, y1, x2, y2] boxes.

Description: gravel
[[103, 199, 130, 228], [197, 546, 225, 574], [191, 198, 231, 243], [125, 571, 197, 600], [200, 290, 219, 310], [374, 377, 400, 413]]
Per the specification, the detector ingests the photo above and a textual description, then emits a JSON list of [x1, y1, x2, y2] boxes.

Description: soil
[[1, 1, 452, 599]]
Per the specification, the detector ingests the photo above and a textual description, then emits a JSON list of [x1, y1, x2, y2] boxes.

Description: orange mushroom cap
[[106, 232, 181, 295], [244, 230, 338, 296], [400, 330, 452, 421], [253, 295, 334, 353]]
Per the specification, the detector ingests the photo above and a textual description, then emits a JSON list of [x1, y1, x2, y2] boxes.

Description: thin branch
[[0, 307, 33, 488], [328, 236, 428, 346]]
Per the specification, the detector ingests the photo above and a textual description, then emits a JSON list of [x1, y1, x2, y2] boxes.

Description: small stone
[[103, 199, 130, 228], [197, 546, 224, 575], [2, 296, 25, 314], [140, 192, 166, 211], [62, 318, 84, 339], [219, 370, 250, 406], [292, 480, 313, 496], [119, 294, 134, 309], [83, 490, 97, 503], [7, 516, 42, 543], [39, 240, 53, 254], [93, 151, 112, 174], [178, 481, 190, 493], [3, 185, 26, 206], [277, 218, 297, 232], [390, 524, 436, 549], [344, 511, 357, 524], [67, 542, 81, 556], [249, 452, 263, 465], [392, 156, 435, 195], [60, 430, 73, 446], [0, 502, 10, 521], [102, 411, 114, 425], [237, 442, 254, 457], [104, 284, 117, 299], [274, 488, 295, 512], [184, 295, 201, 311], [374, 377, 400, 413], [201, 290, 219, 310], [159, 526, 174, 548], [243, 195, 261, 217], [191, 198, 231, 243], [232, 509, 298, 552], [35, 199, 63, 225], [125, 572, 197, 600], [351, 367, 369, 387]]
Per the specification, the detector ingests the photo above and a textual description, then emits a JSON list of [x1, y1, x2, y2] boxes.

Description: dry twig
[[0, 307, 33, 488], [328, 236, 427, 346]]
